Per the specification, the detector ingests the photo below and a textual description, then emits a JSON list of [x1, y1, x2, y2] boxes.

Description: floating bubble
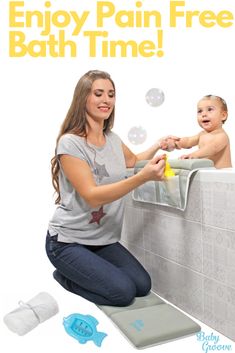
[[145, 88, 165, 107], [128, 126, 147, 145]]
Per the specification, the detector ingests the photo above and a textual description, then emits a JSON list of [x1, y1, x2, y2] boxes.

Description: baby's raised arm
[[175, 134, 200, 149], [181, 133, 229, 159]]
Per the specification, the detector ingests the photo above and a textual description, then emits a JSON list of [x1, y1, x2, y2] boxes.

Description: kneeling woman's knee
[[112, 279, 136, 307], [136, 272, 152, 297]]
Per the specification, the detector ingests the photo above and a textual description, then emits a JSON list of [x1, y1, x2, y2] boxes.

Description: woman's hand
[[138, 154, 166, 182], [158, 135, 180, 152]]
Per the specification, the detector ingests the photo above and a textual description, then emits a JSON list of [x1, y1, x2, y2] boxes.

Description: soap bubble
[[128, 126, 147, 145], [145, 88, 165, 107]]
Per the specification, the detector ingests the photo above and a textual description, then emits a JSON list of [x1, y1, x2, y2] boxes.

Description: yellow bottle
[[164, 156, 175, 177]]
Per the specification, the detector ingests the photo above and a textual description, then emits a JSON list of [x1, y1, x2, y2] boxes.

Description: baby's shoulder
[[199, 129, 226, 144], [205, 129, 230, 143], [213, 128, 229, 139]]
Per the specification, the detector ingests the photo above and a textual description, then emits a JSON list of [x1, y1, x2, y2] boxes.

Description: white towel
[[3, 292, 59, 335]]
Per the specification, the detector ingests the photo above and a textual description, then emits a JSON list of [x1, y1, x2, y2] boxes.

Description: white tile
[[144, 212, 202, 272], [203, 278, 235, 341], [148, 252, 204, 319], [202, 225, 235, 288], [122, 206, 144, 248]]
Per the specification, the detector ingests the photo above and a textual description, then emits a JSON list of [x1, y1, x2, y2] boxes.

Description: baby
[[169, 95, 232, 168]]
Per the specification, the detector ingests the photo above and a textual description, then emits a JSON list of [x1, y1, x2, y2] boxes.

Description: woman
[[46, 70, 172, 306]]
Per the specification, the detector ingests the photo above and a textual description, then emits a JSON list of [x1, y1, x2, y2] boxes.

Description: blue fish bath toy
[[63, 313, 107, 347]]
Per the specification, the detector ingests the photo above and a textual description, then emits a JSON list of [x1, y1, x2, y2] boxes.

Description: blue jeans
[[45, 232, 151, 306]]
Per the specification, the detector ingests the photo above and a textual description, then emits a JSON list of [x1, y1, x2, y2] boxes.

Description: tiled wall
[[121, 170, 235, 341]]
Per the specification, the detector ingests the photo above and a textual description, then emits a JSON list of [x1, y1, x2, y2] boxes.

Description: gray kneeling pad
[[99, 292, 201, 349]]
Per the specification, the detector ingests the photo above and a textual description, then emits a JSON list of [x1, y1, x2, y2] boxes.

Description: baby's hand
[[159, 139, 170, 150], [179, 154, 194, 159]]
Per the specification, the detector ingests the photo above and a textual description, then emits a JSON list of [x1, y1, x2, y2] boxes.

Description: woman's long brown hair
[[51, 70, 116, 204]]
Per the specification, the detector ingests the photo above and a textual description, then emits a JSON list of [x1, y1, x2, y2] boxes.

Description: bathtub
[[121, 169, 235, 341]]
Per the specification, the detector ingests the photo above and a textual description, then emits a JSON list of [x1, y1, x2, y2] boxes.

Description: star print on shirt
[[94, 161, 109, 182], [89, 206, 106, 225]]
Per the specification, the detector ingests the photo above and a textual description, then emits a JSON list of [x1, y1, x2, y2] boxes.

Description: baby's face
[[197, 98, 227, 132]]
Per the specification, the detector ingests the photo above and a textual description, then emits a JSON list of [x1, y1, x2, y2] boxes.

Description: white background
[[0, 1, 234, 352]]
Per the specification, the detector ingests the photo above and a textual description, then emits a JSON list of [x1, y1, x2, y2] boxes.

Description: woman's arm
[[121, 141, 161, 168], [136, 141, 162, 161], [122, 135, 180, 168], [60, 154, 165, 208]]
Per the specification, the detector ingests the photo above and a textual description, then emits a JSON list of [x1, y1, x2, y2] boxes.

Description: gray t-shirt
[[48, 131, 127, 245]]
